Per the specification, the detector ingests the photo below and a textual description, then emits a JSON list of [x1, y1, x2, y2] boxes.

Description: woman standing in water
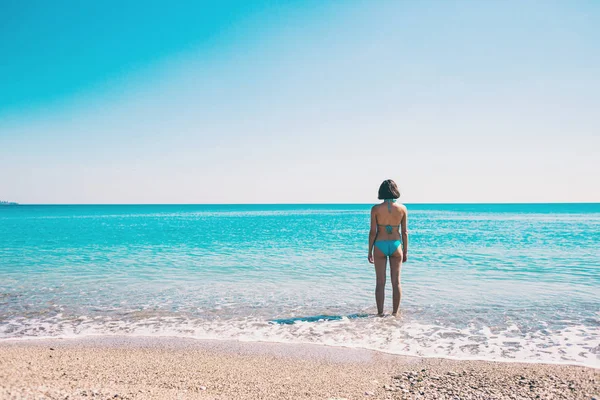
[[368, 179, 408, 316]]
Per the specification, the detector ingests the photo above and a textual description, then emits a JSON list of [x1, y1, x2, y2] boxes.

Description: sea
[[0, 204, 598, 368]]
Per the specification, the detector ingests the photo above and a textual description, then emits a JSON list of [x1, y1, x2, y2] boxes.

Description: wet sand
[[0, 337, 597, 399]]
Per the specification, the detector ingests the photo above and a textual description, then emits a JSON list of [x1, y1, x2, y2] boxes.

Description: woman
[[368, 179, 408, 316]]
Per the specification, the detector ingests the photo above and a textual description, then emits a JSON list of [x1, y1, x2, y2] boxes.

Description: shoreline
[[1, 336, 597, 399], [1, 334, 598, 370]]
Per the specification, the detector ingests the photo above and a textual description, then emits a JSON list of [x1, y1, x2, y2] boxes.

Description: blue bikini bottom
[[374, 240, 402, 256]]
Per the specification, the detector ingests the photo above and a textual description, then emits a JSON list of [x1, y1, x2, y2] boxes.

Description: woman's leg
[[373, 247, 387, 316], [389, 253, 403, 316]]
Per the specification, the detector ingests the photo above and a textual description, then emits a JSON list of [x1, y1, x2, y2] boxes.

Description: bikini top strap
[[377, 200, 399, 232], [385, 198, 396, 213]]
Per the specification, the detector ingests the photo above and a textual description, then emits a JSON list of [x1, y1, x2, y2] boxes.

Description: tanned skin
[[368, 201, 408, 316]]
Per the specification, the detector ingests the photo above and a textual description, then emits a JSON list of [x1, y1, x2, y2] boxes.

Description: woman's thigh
[[389, 253, 402, 284], [373, 247, 387, 284]]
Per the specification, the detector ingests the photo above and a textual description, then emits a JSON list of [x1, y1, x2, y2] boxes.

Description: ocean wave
[[2, 315, 598, 368]]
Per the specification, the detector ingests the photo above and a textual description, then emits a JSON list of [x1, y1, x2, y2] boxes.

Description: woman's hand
[[368, 253, 374, 264], [403, 253, 408, 263]]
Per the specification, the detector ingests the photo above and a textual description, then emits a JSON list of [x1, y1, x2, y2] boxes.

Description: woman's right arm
[[401, 207, 409, 262]]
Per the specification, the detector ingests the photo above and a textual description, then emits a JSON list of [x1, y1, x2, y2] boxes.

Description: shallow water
[[1, 204, 598, 367]]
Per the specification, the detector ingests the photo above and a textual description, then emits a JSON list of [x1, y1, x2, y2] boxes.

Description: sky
[[0, 0, 599, 204]]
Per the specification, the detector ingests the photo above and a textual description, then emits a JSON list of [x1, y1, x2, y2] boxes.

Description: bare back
[[372, 201, 407, 241]]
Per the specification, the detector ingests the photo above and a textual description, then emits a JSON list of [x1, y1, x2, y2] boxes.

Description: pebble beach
[[1, 337, 597, 399]]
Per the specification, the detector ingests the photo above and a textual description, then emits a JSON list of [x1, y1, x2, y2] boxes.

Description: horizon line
[[4, 202, 600, 206]]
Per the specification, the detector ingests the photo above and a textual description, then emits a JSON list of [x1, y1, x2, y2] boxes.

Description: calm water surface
[[0, 204, 598, 367]]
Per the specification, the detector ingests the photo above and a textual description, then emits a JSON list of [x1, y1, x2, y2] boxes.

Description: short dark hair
[[378, 179, 400, 200]]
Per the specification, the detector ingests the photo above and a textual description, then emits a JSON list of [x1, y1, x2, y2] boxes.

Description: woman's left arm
[[368, 206, 377, 264]]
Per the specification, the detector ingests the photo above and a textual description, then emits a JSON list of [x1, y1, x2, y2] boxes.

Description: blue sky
[[1, 0, 598, 203]]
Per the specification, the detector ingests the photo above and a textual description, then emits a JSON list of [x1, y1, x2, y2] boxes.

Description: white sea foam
[[1, 315, 598, 368]]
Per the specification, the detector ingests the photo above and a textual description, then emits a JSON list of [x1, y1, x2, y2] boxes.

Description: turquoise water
[[1, 204, 598, 367]]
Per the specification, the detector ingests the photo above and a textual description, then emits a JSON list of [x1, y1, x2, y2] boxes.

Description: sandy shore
[[0, 337, 597, 399]]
